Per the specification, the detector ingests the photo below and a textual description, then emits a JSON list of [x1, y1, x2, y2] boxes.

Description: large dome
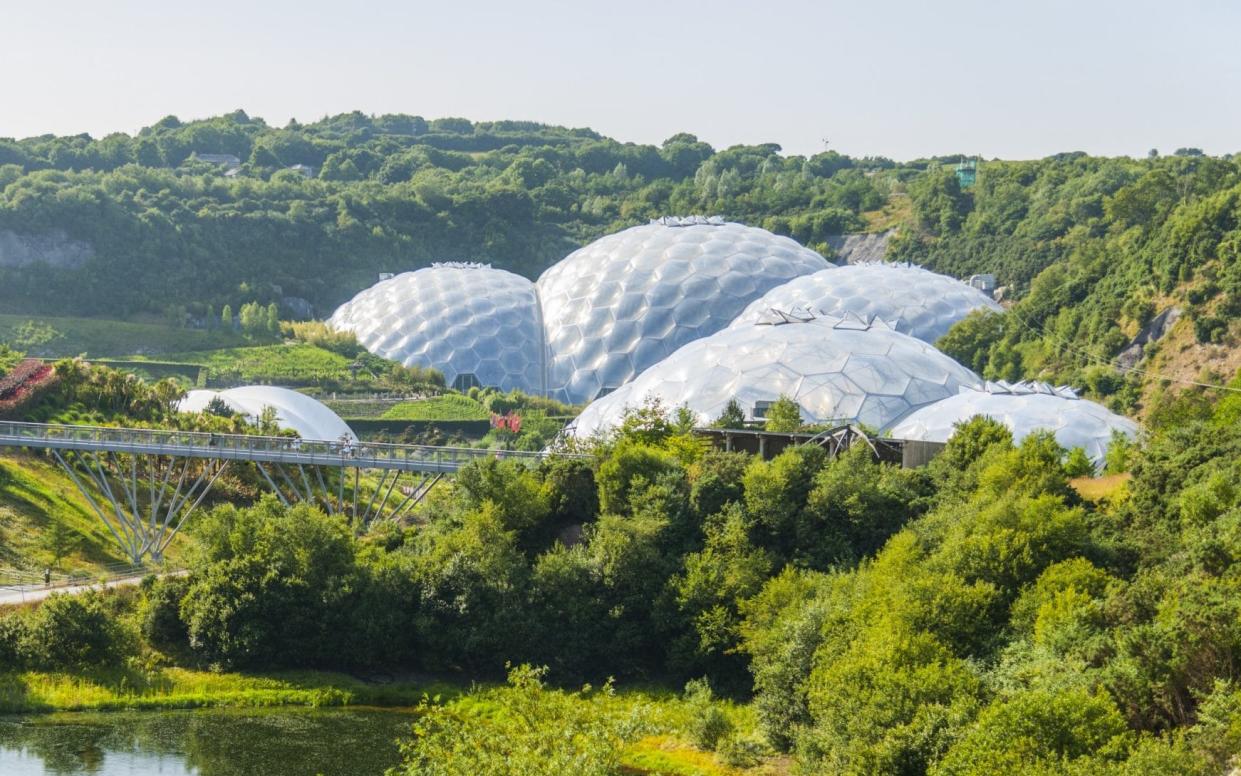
[[329, 263, 544, 393], [568, 314, 982, 439], [730, 262, 1002, 343], [537, 216, 832, 404], [180, 386, 356, 442], [887, 381, 1139, 468]]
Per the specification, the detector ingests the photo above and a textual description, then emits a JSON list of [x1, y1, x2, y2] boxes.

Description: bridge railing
[[0, 420, 571, 471]]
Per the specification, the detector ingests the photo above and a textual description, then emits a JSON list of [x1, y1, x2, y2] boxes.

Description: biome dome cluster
[[330, 216, 1140, 459], [330, 217, 831, 403]]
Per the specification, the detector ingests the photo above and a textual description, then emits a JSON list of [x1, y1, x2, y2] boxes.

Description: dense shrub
[[20, 592, 124, 670]]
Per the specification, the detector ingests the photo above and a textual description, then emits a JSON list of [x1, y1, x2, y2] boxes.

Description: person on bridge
[[43, 568, 51, 587]]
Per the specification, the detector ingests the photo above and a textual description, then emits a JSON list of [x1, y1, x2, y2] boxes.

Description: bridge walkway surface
[[0, 420, 556, 474]]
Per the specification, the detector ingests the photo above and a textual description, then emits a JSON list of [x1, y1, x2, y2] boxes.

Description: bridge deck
[[0, 421, 559, 473]]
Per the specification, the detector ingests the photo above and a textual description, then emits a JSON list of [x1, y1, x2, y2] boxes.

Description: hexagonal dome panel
[[537, 216, 832, 404], [887, 381, 1140, 468], [328, 263, 544, 393], [729, 262, 1003, 344], [567, 315, 981, 439]]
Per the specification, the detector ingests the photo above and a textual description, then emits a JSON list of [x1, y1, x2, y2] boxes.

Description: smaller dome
[[729, 262, 1002, 344], [180, 386, 355, 442], [569, 314, 982, 439], [887, 381, 1139, 467], [329, 263, 544, 393]]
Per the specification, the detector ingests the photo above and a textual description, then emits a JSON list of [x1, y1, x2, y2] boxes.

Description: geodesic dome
[[328, 263, 544, 393], [180, 386, 356, 441], [887, 381, 1139, 467], [730, 262, 1003, 343], [568, 314, 982, 439], [537, 216, 832, 404]]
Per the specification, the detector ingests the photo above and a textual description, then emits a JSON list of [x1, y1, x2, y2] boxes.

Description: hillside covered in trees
[[1, 112, 1238, 419]]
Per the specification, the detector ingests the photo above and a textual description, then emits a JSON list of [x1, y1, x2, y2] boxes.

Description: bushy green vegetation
[[0, 112, 887, 320], [1, 388, 1236, 773], [904, 153, 1241, 406]]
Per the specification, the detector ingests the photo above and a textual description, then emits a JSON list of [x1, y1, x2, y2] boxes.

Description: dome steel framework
[[730, 262, 1002, 343], [536, 218, 832, 404], [568, 314, 982, 439], [328, 263, 545, 394]]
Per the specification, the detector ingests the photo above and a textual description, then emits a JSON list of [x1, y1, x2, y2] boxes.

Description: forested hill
[[1, 111, 1239, 414], [0, 111, 885, 317]]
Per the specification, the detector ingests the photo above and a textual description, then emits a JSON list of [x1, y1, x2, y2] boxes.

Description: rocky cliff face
[[0, 229, 94, 269], [825, 230, 893, 264]]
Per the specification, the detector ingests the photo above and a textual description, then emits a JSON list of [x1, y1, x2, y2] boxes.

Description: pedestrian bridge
[[0, 421, 573, 565], [0, 420, 552, 474]]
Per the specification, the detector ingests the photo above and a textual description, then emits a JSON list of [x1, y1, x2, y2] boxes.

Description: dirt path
[[0, 570, 184, 607]]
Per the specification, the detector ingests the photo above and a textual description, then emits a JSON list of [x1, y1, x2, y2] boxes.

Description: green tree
[[763, 395, 803, 433], [713, 399, 746, 429], [180, 498, 362, 668], [37, 521, 81, 570], [932, 689, 1133, 775]]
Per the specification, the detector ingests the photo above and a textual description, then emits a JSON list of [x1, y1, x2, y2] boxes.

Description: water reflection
[[0, 707, 413, 775]]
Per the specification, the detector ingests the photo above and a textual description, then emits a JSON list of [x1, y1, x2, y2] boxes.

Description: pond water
[[0, 707, 415, 775]]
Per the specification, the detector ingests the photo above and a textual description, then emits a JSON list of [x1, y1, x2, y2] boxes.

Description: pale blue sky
[[3, 0, 1239, 159]]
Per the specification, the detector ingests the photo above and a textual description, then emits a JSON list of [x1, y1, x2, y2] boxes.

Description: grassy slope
[[380, 395, 489, 421], [142, 343, 355, 386], [0, 453, 133, 574], [0, 314, 245, 358]]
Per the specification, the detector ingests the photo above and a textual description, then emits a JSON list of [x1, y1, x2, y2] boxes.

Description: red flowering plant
[[0, 359, 58, 418], [489, 410, 523, 448]]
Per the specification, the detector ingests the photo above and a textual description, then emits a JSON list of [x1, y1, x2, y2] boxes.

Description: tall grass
[[0, 667, 454, 714]]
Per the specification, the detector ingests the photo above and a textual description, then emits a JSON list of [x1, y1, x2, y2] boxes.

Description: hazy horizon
[[4, 0, 1239, 160]]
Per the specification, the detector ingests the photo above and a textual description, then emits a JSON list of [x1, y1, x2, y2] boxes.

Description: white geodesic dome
[[567, 314, 982, 439], [328, 263, 544, 393], [887, 381, 1140, 467], [729, 262, 1003, 343], [537, 216, 832, 404], [180, 386, 356, 441]]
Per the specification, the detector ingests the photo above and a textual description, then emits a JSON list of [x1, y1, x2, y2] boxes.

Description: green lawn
[[0, 315, 246, 358], [142, 343, 358, 387], [380, 395, 489, 421]]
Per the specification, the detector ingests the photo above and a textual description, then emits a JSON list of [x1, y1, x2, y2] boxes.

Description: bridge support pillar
[[52, 450, 228, 565]]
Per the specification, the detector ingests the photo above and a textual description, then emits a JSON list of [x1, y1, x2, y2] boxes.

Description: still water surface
[[0, 707, 414, 775]]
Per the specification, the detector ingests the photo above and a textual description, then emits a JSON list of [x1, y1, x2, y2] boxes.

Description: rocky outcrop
[[0, 229, 94, 269], [1116, 306, 1181, 369], [826, 230, 894, 264], [280, 296, 315, 320]]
